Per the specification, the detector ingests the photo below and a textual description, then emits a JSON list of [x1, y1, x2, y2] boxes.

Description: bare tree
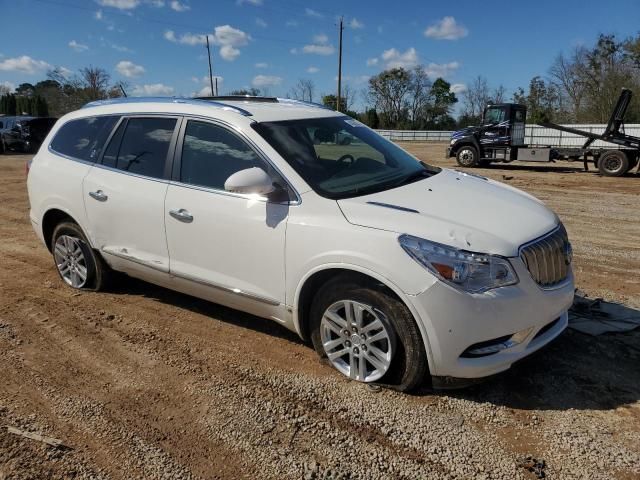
[[549, 47, 588, 121], [491, 84, 507, 103], [288, 78, 316, 103], [0, 84, 11, 96], [462, 75, 490, 118], [367, 68, 414, 128]]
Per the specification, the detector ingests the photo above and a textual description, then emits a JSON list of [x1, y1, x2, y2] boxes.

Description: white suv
[[27, 96, 574, 391]]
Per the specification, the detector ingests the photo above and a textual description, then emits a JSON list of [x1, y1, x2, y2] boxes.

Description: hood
[[336, 169, 558, 257]]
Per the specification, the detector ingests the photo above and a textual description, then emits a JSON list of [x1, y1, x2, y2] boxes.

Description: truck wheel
[[456, 146, 479, 167], [598, 150, 629, 177]]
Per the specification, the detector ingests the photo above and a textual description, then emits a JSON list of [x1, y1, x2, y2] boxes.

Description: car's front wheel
[[51, 222, 110, 291], [310, 275, 428, 392]]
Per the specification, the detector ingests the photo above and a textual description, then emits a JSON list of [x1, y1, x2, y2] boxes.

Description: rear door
[[83, 116, 179, 273], [164, 118, 290, 313]]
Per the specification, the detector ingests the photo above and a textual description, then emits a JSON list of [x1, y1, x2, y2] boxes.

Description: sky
[[1, 0, 639, 113]]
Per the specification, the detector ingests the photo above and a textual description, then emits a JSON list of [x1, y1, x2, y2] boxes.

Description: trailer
[[447, 89, 640, 177]]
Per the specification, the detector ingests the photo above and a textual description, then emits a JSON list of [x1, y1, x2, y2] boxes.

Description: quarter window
[[102, 117, 176, 179], [179, 120, 265, 190], [50, 116, 119, 162]]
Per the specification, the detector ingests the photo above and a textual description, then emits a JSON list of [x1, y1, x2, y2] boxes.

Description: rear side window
[[50, 116, 119, 162], [179, 120, 263, 190], [102, 117, 176, 179]]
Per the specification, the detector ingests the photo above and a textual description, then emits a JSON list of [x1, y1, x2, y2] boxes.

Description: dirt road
[[1, 145, 639, 479]]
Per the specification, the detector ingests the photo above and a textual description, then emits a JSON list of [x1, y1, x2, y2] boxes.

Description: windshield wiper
[[392, 168, 431, 188]]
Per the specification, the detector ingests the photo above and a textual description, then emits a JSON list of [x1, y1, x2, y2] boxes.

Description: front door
[[164, 119, 290, 315], [83, 116, 179, 273]]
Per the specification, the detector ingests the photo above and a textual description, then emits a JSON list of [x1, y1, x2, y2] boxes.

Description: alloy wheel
[[320, 300, 394, 382], [54, 235, 88, 288]]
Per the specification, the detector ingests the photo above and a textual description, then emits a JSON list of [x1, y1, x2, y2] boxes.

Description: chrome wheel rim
[[54, 235, 88, 288], [320, 300, 394, 383], [459, 148, 475, 164]]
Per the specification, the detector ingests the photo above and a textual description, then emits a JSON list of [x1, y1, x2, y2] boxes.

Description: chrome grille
[[519, 225, 571, 288]]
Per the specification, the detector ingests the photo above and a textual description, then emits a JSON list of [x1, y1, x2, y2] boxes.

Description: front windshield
[[252, 116, 440, 199], [483, 107, 506, 125]]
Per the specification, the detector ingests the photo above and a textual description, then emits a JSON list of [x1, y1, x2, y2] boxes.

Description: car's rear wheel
[[310, 275, 428, 392], [51, 222, 110, 291]]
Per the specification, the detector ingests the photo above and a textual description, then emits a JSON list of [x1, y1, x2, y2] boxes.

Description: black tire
[[310, 274, 428, 392], [51, 221, 111, 291], [455, 145, 479, 167], [598, 150, 629, 177]]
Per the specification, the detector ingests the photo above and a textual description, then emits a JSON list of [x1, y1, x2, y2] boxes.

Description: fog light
[[462, 327, 534, 358]]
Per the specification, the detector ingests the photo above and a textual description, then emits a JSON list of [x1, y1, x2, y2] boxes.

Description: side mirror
[[224, 167, 275, 196]]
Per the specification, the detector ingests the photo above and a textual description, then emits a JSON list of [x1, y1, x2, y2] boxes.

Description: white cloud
[[0, 55, 52, 74], [252, 75, 282, 88], [423, 61, 460, 78], [255, 62, 268, 68], [424, 16, 468, 40], [147, 0, 165, 6], [381, 47, 419, 69], [57, 66, 74, 79], [285, 20, 298, 27], [164, 29, 206, 45], [195, 75, 223, 96], [170, 0, 189, 11], [210, 25, 250, 61], [132, 83, 174, 95], [111, 43, 133, 53], [236, 0, 262, 4], [313, 33, 328, 44], [95, 9, 103, 19], [302, 44, 334, 55], [306, 66, 319, 73], [165, 25, 250, 61], [305, 8, 323, 18], [366, 57, 378, 67], [450, 83, 467, 94], [219, 45, 240, 61], [255, 17, 267, 27], [97, 0, 139, 10], [69, 40, 89, 52], [349, 18, 364, 29], [116, 60, 145, 78]]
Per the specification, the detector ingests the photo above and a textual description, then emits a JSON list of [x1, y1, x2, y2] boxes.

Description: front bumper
[[446, 147, 453, 158], [406, 258, 574, 379]]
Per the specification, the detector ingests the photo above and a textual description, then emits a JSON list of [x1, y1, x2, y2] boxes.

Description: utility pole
[[206, 35, 215, 97], [336, 16, 344, 112]]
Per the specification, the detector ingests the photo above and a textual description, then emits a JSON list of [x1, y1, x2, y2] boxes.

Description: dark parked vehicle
[[0, 116, 58, 154]]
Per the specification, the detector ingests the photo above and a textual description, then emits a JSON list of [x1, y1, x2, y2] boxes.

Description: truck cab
[[448, 103, 527, 167]]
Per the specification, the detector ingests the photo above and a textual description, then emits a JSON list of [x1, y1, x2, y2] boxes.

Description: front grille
[[519, 225, 571, 288]]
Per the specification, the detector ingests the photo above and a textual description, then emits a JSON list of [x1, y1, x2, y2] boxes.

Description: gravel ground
[[0, 146, 639, 479]]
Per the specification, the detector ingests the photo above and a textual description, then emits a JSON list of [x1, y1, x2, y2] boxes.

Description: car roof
[[80, 96, 343, 123]]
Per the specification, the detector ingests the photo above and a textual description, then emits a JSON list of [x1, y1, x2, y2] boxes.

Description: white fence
[[377, 124, 640, 148]]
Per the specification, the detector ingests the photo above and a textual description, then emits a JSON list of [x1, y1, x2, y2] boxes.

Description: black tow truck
[[447, 89, 640, 177]]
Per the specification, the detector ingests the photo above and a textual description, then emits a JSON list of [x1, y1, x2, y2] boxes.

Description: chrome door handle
[[89, 190, 108, 202], [169, 208, 194, 223]]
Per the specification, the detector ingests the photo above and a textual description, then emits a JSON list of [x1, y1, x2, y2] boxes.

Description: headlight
[[398, 234, 518, 293], [450, 138, 456, 145]]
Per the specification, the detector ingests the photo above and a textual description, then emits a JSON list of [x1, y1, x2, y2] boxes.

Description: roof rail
[[196, 95, 279, 103], [81, 96, 252, 116], [276, 98, 334, 111]]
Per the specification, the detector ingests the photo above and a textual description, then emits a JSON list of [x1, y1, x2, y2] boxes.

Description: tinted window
[[180, 120, 264, 190], [50, 116, 119, 162], [103, 117, 176, 179]]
